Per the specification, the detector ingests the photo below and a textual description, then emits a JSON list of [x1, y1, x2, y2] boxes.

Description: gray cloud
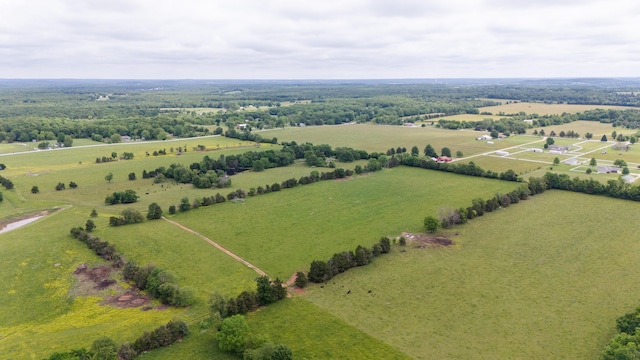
[[0, 0, 639, 78]]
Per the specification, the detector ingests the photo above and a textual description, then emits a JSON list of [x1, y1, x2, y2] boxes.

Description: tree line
[[44, 319, 189, 360]]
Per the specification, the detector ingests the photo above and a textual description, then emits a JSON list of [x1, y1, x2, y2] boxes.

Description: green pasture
[[460, 156, 544, 174], [480, 102, 636, 116], [531, 121, 625, 137], [97, 219, 259, 308], [173, 167, 522, 279], [303, 190, 640, 359], [571, 140, 612, 153], [435, 114, 505, 121], [507, 151, 570, 162], [264, 124, 538, 155], [0, 207, 180, 359]]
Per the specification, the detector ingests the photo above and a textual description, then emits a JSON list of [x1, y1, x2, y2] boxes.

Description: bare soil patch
[[71, 264, 151, 308], [0, 209, 57, 232], [401, 232, 454, 248]]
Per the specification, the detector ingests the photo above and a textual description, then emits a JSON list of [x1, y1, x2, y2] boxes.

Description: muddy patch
[[0, 209, 57, 234], [401, 232, 454, 248], [71, 264, 151, 308]]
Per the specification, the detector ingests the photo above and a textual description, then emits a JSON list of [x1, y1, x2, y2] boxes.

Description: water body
[[0, 216, 44, 234]]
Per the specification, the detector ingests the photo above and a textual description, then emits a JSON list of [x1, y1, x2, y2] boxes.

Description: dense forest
[[1, 79, 640, 143]]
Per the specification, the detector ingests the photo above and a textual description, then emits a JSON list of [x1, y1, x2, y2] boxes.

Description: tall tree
[[424, 144, 437, 158]]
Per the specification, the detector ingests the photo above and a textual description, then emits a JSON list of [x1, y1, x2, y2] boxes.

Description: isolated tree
[[617, 134, 626, 142], [601, 134, 608, 142], [585, 132, 593, 139], [549, 130, 557, 137], [55, 182, 65, 191], [623, 167, 630, 175], [411, 146, 419, 156], [105, 172, 113, 183], [553, 157, 560, 166], [128, 172, 136, 181], [546, 137, 555, 145], [85, 219, 96, 233], [532, 129, 539, 136], [31, 185, 39, 194], [544, 143, 549, 150], [441, 147, 452, 157], [614, 159, 627, 167], [424, 144, 437, 158], [631, 137, 637, 144], [69, 181, 78, 189], [456, 150, 464, 158], [147, 202, 163, 220], [294, 271, 307, 288], [168, 205, 176, 215], [586, 168, 592, 174], [90, 209, 98, 217], [218, 315, 249, 354], [424, 216, 439, 233], [179, 197, 191, 212], [612, 131, 617, 139], [490, 130, 499, 138]]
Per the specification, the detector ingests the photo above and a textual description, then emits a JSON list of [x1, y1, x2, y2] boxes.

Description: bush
[[294, 271, 307, 288], [218, 315, 249, 354]]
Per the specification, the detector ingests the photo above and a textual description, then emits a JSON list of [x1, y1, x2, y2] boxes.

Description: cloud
[[0, 0, 639, 78]]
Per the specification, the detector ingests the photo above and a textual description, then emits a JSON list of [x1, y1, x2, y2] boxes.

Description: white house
[[476, 135, 492, 141]]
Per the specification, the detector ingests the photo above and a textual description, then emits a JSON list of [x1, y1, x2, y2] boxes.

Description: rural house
[[476, 135, 492, 140], [597, 165, 620, 174], [436, 156, 452, 163]]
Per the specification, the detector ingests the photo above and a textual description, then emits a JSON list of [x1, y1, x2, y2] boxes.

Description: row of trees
[[122, 262, 195, 307], [44, 320, 189, 360], [70, 227, 124, 268], [109, 208, 144, 226], [425, 187, 531, 232], [210, 276, 287, 320], [307, 237, 392, 283], [105, 190, 139, 204], [532, 172, 640, 201], [0, 175, 14, 190], [399, 155, 520, 182]]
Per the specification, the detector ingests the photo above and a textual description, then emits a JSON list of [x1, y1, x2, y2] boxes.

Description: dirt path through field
[[162, 217, 269, 278]]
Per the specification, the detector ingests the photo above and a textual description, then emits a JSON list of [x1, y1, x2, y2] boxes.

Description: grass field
[[479, 102, 638, 116], [263, 124, 537, 155], [460, 156, 545, 174], [530, 121, 632, 138], [173, 167, 522, 279], [302, 190, 640, 359]]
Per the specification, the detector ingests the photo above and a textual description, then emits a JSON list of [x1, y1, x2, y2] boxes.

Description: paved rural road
[[162, 216, 269, 278]]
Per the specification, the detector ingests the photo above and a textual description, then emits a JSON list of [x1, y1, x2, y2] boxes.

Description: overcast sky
[[1, 0, 639, 79]]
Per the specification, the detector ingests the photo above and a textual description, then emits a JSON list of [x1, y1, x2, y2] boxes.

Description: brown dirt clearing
[[401, 232, 454, 248], [71, 264, 151, 308]]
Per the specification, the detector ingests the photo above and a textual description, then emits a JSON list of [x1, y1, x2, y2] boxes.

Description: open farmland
[[479, 101, 639, 116], [263, 124, 536, 154], [173, 166, 523, 280], [303, 190, 640, 359]]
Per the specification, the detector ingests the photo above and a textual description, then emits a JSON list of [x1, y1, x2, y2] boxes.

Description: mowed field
[[262, 124, 537, 154], [479, 102, 639, 116], [174, 167, 522, 280], [303, 190, 640, 359]]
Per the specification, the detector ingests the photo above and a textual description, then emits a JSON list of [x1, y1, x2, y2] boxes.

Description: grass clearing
[[263, 124, 536, 155], [460, 155, 545, 174], [480, 102, 638, 116], [173, 167, 522, 279], [303, 190, 640, 359]]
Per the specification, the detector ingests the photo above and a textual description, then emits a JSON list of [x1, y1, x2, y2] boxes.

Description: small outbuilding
[[476, 135, 492, 141], [436, 156, 453, 163], [597, 165, 620, 174]]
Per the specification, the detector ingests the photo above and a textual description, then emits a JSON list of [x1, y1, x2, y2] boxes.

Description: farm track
[[161, 216, 269, 278]]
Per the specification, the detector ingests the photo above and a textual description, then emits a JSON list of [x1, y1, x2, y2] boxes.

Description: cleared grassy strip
[[531, 121, 633, 137], [0, 207, 180, 359], [174, 167, 522, 279], [480, 102, 638, 116], [460, 156, 545, 174], [97, 219, 259, 308], [262, 124, 535, 154], [303, 190, 640, 359]]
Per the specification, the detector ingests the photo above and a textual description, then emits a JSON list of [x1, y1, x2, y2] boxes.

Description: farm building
[[121, 136, 132, 141], [563, 158, 580, 165], [476, 135, 492, 140], [597, 165, 620, 174], [548, 145, 570, 153], [495, 151, 509, 156], [236, 123, 248, 130], [436, 156, 452, 163]]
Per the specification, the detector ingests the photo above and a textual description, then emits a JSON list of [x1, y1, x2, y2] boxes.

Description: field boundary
[[162, 216, 269, 278]]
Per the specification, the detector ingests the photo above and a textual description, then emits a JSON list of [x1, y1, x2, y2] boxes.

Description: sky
[[1, 0, 639, 79]]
